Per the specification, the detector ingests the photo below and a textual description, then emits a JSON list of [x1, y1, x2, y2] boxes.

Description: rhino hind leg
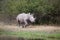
[[18, 20, 20, 27]]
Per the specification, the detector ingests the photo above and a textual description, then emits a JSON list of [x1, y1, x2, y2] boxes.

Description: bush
[[0, 0, 60, 25]]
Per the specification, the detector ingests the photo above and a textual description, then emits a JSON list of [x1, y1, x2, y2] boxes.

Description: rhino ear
[[28, 13, 30, 15]]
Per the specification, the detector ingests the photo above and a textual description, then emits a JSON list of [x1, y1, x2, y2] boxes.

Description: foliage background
[[0, 0, 60, 25]]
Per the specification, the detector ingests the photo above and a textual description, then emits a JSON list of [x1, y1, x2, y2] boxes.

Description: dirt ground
[[0, 22, 60, 32]]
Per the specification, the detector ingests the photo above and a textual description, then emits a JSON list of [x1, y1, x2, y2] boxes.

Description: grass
[[0, 29, 60, 40]]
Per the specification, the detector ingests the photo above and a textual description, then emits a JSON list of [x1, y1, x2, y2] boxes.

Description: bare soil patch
[[0, 23, 60, 32]]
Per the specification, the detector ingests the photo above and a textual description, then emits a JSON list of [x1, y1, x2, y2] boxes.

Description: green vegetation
[[0, 29, 60, 40], [0, 0, 60, 24]]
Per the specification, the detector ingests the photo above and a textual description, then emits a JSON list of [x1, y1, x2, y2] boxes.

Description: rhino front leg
[[24, 20, 28, 28]]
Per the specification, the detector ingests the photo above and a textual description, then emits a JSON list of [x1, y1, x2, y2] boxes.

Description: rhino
[[16, 13, 35, 28]]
